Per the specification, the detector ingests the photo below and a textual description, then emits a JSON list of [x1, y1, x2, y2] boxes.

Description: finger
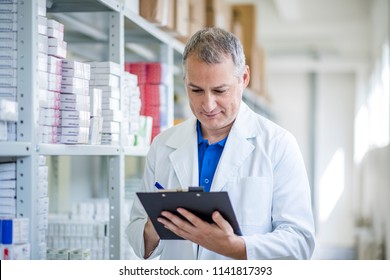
[[159, 211, 194, 233], [176, 208, 203, 226], [157, 212, 192, 239], [158, 211, 180, 227], [212, 211, 234, 233]]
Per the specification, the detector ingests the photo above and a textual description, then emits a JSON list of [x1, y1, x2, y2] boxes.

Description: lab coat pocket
[[226, 176, 272, 231]]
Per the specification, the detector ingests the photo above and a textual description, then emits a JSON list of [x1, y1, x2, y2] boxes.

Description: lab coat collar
[[167, 117, 199, 189], [211, 102, 257, 192], [165, 101, 259, 191]]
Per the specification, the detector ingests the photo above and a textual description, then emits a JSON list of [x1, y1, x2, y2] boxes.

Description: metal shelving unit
[[0, 0, 184, 259]]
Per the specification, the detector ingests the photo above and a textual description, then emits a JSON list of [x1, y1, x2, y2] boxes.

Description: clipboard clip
[[156, 186, 204, 192], [188, 186, 204, 192]]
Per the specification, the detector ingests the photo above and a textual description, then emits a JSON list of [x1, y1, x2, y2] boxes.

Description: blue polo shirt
[[197, 121, 227, 192]]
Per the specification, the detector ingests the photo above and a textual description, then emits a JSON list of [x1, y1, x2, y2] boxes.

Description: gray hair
[[182, 27, 246, 78]]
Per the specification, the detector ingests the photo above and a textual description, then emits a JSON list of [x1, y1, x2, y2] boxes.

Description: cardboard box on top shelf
[[188, 0, 206, 38], [174, 0, 190, 42], [250, 43, 267, 97], [140, 0, 175, 30], [205, 0, 231, 31], [230, 4, 255, 87]]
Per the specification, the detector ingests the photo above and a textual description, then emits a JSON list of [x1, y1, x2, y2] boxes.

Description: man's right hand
[[143, 218, 160, 259]]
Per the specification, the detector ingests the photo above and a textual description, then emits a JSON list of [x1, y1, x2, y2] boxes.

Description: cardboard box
[[62, 68, 91, 80], [59, 133, 89, 144], [174, 0, 189, 39], [206, 0, 231, 30], [39, 125, 58, 137], [0, 4, 17, 14], [58, 126, 89, 136], [89, 88, 102, 117], [61, 84, 90, 95], [140, 0, 175, 30], [0, 99, 18, 122], [60, 117, 90, 128], [0, 243, 31, 260], [101, 98, 120, 111], [102, 110, 122, 122], [230, 4, 255, 80], [93, 86, 120, 99], [90, 61, 121, 76], [89, 116, 103, 145], [91, 73, 119, 87], [102, 121, 120, 134], [250, 44, 266, 96], [60, 110, 90, 120], [188, 0, 206, 37]]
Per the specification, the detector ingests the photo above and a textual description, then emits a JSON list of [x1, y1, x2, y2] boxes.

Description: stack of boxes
[[0, 0, 19, 141], [38, 14, 66, 144], [0, 160, 16, 217], [122, 71, 142, 146], [59, 60, 91, 144], [88, 86, 103, 145], [125, 62, 168, 143], [0, 157, 48, 260], [46, 218, 107, 260], [37, 155, 49, 259], [0, 217, 30, 260], [0, 100, 17, 141], [46, 200, 110, 260], [46, 198, 137, 260], [89, 61, 121, 145]]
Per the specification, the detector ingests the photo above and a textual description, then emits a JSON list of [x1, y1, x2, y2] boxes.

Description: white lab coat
[[127, 102, 315, 260]]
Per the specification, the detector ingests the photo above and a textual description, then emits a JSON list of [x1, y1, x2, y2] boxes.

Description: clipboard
[[136, 191, 242, 240]]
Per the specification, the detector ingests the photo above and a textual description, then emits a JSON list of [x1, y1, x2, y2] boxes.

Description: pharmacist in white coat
[[127, 27, 315, 260]]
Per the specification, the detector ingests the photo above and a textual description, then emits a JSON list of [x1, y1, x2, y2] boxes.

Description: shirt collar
[[196, 120, 228, 147]]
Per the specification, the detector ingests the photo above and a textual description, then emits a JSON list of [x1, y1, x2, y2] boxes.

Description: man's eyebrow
[[187, 83, 229, 89], [212, 84, 229, 89], [187, 83, 202, 88]]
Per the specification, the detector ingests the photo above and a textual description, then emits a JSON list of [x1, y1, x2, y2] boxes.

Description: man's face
[[184, 54, 250, 139]]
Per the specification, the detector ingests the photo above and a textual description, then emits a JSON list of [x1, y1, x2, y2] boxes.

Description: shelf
[[37, 144, 149, 157], [123, 146, 149, 157], [47, 0, 121, 13], [243, 88, 273, 119], [38, 144, 121, 156], [9, 0, 181, 260], [0, 142, 32, 156], [124, 9, 185, 55]]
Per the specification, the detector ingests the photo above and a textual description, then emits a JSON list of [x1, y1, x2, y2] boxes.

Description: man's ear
[[242, 65, 250, 89]]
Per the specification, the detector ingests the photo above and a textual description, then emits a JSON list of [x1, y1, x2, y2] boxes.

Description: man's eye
[[214, 89, 227, 94], [191, 89, 203, 93]]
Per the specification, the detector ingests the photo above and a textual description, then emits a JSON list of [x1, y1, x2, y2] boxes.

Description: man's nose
[[202, 92, 217, 113]]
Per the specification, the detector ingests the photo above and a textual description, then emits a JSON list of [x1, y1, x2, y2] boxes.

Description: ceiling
[[226, 0, 374, 63]]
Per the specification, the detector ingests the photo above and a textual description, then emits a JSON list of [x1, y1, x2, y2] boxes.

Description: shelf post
[[108, 9, 126, 260], [16, 0, 42, 259]]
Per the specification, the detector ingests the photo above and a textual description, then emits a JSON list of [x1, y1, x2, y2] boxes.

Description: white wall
[[315, 73, 355, 247], [267, 72, 311, 169], [262, 0, 389, 260], [267, 68, 357, 258]]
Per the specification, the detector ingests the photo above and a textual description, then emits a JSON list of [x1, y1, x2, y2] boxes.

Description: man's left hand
[[157, 208, 247, 259]]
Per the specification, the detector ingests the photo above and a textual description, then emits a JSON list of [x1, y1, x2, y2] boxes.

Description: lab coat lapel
[[211, 103, 256, 192], [168, 118, 199, 189]]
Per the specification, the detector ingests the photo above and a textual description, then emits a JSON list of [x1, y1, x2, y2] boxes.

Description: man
[[127, 27, 315, 260]]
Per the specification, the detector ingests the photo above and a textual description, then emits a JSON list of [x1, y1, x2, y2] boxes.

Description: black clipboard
[[136, 191, 242, 240]]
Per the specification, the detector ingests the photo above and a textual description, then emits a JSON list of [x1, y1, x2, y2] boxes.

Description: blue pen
[[154, 182, 165, 190]]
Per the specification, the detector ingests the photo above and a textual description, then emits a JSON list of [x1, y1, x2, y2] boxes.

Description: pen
[[154, 182, 165, 190]]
